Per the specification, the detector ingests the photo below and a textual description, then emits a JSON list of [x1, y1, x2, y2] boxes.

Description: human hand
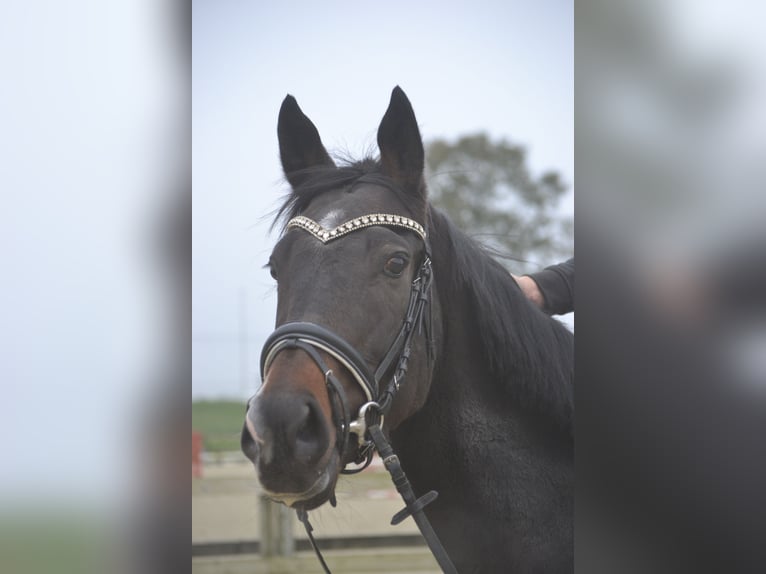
[[512, 274, 545, 309]]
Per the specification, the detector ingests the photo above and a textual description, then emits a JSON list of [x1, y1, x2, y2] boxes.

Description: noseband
[[259, 212, 434, 471]]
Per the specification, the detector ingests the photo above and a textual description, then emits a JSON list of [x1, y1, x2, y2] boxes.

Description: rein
[[259, 213, 457, 574]]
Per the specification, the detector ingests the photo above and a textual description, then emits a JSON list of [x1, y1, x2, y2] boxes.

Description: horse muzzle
[[241, 352, 342, 507]]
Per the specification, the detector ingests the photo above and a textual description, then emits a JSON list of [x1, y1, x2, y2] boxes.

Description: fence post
[[260, 495, 294, 557], [279, 502, 294, 557]]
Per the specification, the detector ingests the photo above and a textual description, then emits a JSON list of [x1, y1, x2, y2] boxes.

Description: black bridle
[[258, 213, 457, 574], [260, 244, 434, 468]]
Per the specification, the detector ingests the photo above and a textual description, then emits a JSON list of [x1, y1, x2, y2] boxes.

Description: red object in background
[[192, 431, 203, 478]]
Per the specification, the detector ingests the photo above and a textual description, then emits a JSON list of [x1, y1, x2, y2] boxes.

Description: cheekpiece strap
[[287, 213, 426, 243]]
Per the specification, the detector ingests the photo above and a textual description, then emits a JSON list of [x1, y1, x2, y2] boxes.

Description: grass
[[0, 512, 107, 574], [192, 399, 247, 452]]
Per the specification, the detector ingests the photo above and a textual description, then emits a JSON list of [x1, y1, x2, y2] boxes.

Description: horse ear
[[377, 86, 425, 197], [278, 95, 335, 188]]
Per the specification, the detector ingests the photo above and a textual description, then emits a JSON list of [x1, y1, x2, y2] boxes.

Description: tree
[[425, 133, 572, 272]]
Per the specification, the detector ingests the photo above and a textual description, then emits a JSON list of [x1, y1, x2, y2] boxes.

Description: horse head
[[241, 87, 439, 511]]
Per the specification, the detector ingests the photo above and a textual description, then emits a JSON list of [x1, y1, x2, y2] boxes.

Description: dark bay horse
[[242, 87, 573, 573]]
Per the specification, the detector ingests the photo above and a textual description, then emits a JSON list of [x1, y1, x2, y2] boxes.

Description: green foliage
[[425, 133, 572, 270], [192, 400, 246, 452]]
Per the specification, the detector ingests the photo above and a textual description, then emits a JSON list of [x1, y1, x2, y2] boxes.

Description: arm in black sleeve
[[527, 257, 574, 315]]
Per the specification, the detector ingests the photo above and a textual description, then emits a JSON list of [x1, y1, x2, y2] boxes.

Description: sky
[[192, 0, 574, 399]]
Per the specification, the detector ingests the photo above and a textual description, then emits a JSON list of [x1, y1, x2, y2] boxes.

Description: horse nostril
[[241, 425, 256, 461], [245, 394, 330, 468], [291, 399, 328, 464]]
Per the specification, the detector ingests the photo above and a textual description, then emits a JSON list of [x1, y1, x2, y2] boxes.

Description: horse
[[241, 87, 574, 573]]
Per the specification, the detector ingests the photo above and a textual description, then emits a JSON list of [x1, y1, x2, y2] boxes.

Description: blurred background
[[1, 1, 188, 573], [1, 0, 764, 572], [577, 0, 766, 571]]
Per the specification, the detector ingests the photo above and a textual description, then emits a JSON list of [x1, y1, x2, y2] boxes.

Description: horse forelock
[[272, 157, 427, 234]]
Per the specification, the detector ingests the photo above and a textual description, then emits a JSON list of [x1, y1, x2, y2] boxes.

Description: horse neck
[[425, 207, 573, 427], [386, 209, 574, 569]]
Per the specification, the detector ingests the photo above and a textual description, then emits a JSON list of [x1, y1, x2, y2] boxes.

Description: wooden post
[[279, 502, 294, 557], [259, 495, 294, 557]]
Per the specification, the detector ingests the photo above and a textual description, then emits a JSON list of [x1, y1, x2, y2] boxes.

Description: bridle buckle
[[347, 401, 383, 448]]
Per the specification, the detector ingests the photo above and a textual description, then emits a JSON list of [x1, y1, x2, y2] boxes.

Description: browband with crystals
[[287, 213, 426, 243]]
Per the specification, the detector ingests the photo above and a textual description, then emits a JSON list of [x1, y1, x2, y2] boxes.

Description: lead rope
[[295, 421, 458, 574], [296, 508, 332, 574], [368, 423, 458, 574]]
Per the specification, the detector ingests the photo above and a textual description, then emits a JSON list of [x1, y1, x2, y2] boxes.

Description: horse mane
[[428, 208, 574, 433], [274, 157, 573, 432]]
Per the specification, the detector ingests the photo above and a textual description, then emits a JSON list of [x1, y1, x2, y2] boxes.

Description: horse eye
[[384, 255, 408, 277]]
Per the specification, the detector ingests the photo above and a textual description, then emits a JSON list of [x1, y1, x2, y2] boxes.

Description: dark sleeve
[[527, 257, 574, 315]]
